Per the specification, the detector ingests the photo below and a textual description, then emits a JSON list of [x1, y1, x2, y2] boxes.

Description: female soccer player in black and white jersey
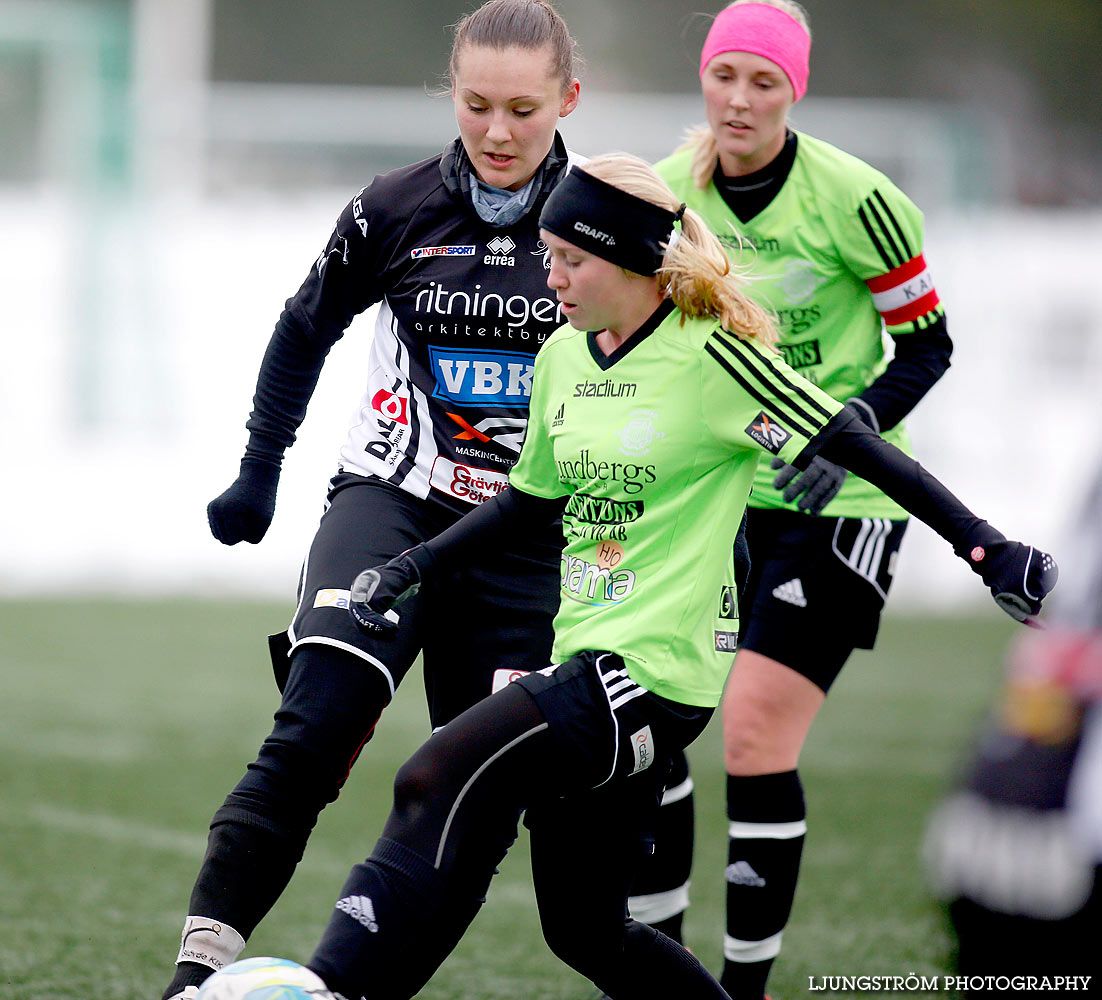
[[158, 4, 586, 998]]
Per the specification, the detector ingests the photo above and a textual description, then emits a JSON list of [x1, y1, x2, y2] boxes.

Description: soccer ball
[[196, 957, 336, 1000]]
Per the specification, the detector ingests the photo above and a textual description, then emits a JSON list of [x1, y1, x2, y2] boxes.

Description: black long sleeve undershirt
[[242, 311, 339, 469], [817, 411, 992, 552], [405, 411, 997, 585], [853, 315, 953, 433], [405, 488, 568, 579]]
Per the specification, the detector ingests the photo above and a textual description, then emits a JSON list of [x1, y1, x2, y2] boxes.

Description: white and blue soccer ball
[[196, 957, 336, 1000]]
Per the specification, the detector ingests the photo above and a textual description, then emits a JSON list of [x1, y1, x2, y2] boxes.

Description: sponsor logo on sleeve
[[429, 456, 511, 506], [718, 586, 737, 619], [745, 412, 792, 454], [410, 244, 477, 259], [428, 347, 535, 406]]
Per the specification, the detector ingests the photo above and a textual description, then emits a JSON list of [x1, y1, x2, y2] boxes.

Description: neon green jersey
[[656, 132, 944, 518], [510, 306, 843, 707]]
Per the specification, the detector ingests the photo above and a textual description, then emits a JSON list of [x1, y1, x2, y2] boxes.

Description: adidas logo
[[552, 403, 565, 427], [725, 861, 767, 887], [772, 578, 807, 607], [336, 895, 379, 932]]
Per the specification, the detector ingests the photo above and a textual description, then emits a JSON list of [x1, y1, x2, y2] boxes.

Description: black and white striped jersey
[[244, 134, 579, 516]]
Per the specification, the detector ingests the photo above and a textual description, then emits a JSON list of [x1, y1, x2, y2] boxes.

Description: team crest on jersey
[[745, 412, 792, 454], [315, 232, 349, 276], [778, 260, 826, 305], [410, 245, 476, 259], [530, 240, 552, 269], [616, 410, 664, 456]]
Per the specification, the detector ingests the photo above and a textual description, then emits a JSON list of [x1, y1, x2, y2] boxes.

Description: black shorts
[[517, 651, 713, 850], [277, 473, 561, 728], [740, 506, 908, 692]]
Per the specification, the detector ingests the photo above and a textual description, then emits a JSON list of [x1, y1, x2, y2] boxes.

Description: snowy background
[[3, 188, 1099, 608]]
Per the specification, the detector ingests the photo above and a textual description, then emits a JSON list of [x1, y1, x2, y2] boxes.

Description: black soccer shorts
[[739, 506, 908, 691], [277, 472, 562, 728]]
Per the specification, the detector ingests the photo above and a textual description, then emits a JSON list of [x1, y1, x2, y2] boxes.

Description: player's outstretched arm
[[817, 415, 1058, 624]]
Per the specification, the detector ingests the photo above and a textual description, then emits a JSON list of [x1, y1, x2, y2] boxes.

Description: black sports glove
[[207, 458, 280, 545], [771, 402, 872, 515], [771, 454, 847, 515], [348, 549, 425, 636], [957, 525, 1059, 625]]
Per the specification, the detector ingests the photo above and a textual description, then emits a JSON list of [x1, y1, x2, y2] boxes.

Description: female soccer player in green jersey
[[650, 3, 958, 994], [198, 154, 1055, 1000]]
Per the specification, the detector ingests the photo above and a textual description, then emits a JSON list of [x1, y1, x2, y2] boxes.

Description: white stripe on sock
[[723, 930, 783, 963], [728, 818, 807, 840]]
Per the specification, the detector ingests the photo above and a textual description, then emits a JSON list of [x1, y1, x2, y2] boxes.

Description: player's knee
[[224, 738, 346, 833], [390, 744, 448, 828], [722, 713, 779, 773]]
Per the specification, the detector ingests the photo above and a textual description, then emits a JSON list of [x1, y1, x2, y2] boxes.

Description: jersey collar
[[586, 299, 677, 371]]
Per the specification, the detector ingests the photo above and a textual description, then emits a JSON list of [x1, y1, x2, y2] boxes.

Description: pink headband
[[699, 3, 811, 102]]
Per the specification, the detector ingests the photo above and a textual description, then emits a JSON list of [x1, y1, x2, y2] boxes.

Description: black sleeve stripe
[[705, 335, 833, 441], [711, 330, 836, 424], [873, 189, 914, 260], [704, 342, 818, 440], [860, 194, 905, 270], [858, 202, 896, 271]]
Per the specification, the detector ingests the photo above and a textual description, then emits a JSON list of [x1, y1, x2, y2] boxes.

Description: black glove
[[771, 402, 873, 515], [349, 550, 425, 636], [771, 454, 846, 515], [207, 458, 280, 545], [958, 526, 1059, 625]]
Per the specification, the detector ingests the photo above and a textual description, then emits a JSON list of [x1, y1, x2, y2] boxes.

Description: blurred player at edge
[[648, 3, 955, 995], [158, 3, 583, 998], [925, 457, 1102, 983]]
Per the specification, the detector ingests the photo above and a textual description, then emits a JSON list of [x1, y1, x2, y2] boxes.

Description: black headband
[[539, 166, 683, 276]]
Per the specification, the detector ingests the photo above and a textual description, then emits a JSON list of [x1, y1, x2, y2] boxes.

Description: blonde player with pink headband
[[649, 2, 957, 996]]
